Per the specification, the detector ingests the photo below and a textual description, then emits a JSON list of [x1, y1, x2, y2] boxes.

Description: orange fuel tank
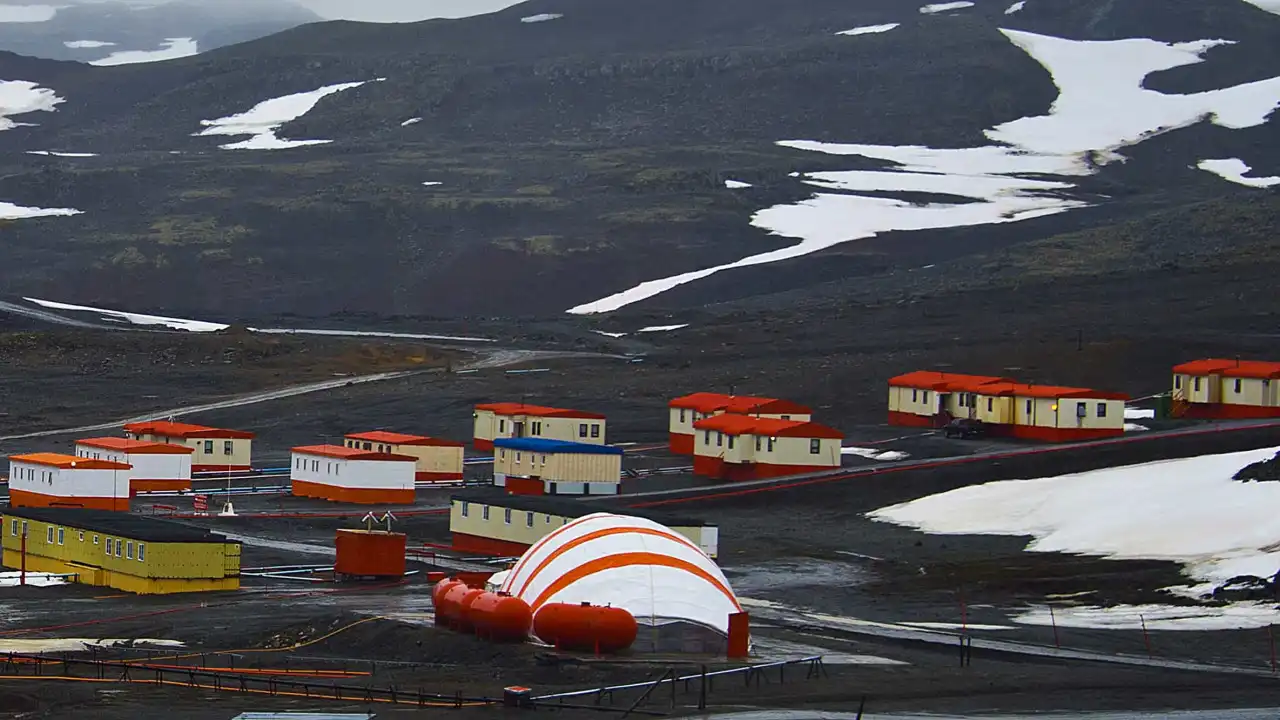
[[433, 579, 465, 625], [438, 582, 473, 630], [533, 602, 638, 653], [457, 587, 486, 632], [469, 592, 533, 642]]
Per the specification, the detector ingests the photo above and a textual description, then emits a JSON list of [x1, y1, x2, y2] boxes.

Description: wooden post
[[959, 587, 967, 633], [1049, 605, 1060, 648], [1140, 614, 1152, 658]]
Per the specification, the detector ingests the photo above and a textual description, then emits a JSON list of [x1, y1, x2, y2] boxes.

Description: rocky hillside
[[0, 0, 1277, 319]]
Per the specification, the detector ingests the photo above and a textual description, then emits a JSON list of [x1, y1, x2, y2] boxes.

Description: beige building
[[1172, 358, 1280, 419], [344, 431, 465, 483], [492, 438, 623, 495], [448, 491, 719, 558], [667, 392, 812, 454], [691, 415, 844, 481], [123, 421, 254, 473], [472, 403, 606, 451]]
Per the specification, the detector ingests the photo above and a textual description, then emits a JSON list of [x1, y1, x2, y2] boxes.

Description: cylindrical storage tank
[[533, 603, 638, 654], [432, 579, 465, 625], [470, 592, 533, 642], [439, 582, 472, 630], [458, 587, 486, 633]]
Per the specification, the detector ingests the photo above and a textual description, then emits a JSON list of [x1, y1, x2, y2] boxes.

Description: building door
[[513, 421, 525, 438]]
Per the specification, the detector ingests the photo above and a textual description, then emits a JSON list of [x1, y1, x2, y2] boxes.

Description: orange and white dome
[[499, 512, 742, 634]]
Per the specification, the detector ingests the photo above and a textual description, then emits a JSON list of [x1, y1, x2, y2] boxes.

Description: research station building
[[493, 437, 624, 495], [1172, 358, 1280, 419], [2, 507, 241, 594], [7, 453, 132, 511], [345, 431, 465, 483], [472, 403, 607, 451], [691, 415, 843, 481], [74, 437, 194, 493], [887, 370, 1129, 441], [290, 444, 417, 504], [123, 420, 255, 473], [448, 491, 719, 558], [668, 392, 813, 455]]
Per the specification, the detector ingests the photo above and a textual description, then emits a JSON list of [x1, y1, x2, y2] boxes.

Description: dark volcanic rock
[[1235, 452, 1280, 482]]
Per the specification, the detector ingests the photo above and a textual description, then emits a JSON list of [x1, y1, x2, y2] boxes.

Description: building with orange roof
[[290, 445, 417, 504], [472, 403, 606, 452], [887, 371, 1129, 441], [691, 415, 843, 481], [7, 453, 132, 511], [1172, 358, 1280, 419], [668, 392, 812, 454], [122, 420, 255, 473], [344, 431, 465, 484], [75, 437, 195, 493]]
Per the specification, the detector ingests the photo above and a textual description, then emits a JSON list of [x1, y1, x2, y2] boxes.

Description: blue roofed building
[[492, 437, 624, 496]]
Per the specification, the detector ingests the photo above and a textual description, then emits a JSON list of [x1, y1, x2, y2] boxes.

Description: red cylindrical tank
[[432, 579, 465, 625], [458, 587, 486, 632], [469, 592, 533, 642], [533, 603, 638, 654], [439, 582, 473, 630]]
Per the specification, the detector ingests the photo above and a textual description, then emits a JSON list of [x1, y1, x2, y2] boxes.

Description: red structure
[[726, 611, 751, 659], [668, 392, 813, 454], [334, 529, 406, 579], [533, 602, 638, 653], [470, 592, 533, 642], [1172, 359, 1280, 419], [691, 415, 844, 481]]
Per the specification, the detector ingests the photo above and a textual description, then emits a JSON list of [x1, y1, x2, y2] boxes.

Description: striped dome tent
[[499, 512, 742, 634]]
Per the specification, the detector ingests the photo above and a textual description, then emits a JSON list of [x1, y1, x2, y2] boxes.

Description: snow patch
[[591, 330, 628, 338], [1241, 0, 1280, 15], [920, 2, 975, 14], [0, 80, 63, 131], [64, 40, 116, 48], [836, 23, 899, 36], [0, 4, 57, 22], [1124, 407, 1155, 419], [196, 80, 376, 150], [0, 571, 67, 588], [869, 446, 1280, 586], [0, 201, 82, 220], [89, 37, 197, 66], [1197, 158, 1280, 188], [422, 181, 443, 187], [566, 30, 1280, 314], [401, 117, 422, 126], [521, 13, 563, 23], [637, 324, 688, 333], [0, 638, 186, 653], [1015, 603, 1280, 631], [26, 150, 98, 158], [900, 621, 1015, 631], [1124, 423, 1149, 432], [843, 447, 910, 461], [1005, 1, 1026, 13], [724, 179, 753, 188]]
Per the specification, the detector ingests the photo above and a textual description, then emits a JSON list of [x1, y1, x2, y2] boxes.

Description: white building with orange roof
[[7, 453, 132, 511], [667, 392, 813, 454], [290, 445, 417, 504], [344, 431, 465, 484], [123, 420, 255, 473], [74, 437, 195, 492], [691, 415, 843, 481]]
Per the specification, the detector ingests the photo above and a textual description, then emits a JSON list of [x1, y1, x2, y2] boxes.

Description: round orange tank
[[470, 592, 533, 642], [533, 603, 638, 653], [432, 579, 465, 626], [458, 587, 486, 632], [439, 582, 473, 630]]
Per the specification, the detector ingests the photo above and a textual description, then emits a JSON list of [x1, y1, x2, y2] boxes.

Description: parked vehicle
[[944, 418, 986, 439]]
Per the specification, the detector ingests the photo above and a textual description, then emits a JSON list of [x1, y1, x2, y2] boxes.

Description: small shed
[[493, 438, 623, 496], [123, 420, 255, 473], [75, 437, 194, 493], [290, 445, 417, 504]]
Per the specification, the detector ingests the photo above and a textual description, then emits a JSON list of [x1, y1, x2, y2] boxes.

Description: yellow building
[[472, 403, 607, 451], [1172, 359, 1280, 419], [123, 420, 255, 473], [493, 438, 623, 495], [1, 507, 241, 594], [344, 431, 465, 483], [449, 491, 719, 559]]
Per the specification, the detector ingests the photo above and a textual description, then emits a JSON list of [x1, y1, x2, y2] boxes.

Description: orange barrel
[[470, 592, 533, 642], [533, 602, 638, 653], [439, 582, 473, 630], [432, 579, 465, 626], [458, 587, 486, 632]]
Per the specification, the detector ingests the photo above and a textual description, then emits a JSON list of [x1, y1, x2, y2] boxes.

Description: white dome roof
[[499, 512, 742, 634]]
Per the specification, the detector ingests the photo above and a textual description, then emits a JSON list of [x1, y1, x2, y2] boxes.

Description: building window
[[1175, 376, 1181, 389], [127, 541, 134, 560], [591, 425, 600, 438], [57, 528, 65, 545], [755, 436, 762, 452], [223, 440, 234, 455], [809, 439, 821, 454], [546, 515, 553, 523], [138, 544, 145, 561], [540, 455, 547, 465], [526, 512, 534, 528], [203, 440, 214, 454], [704, 431, 711, 444], [1194, 377, 1201, 392], [482, 506, 490, 520], [78, 532, 84, 542], [912, 389, 918, 403], [727, 435, 735, 450], [1025, 399, 1032, 415], [93, 535, 99, 545], [461, 501, 469, 517], [1076, 402, 1087, 418], [680, 409, 686, 423], [499, 419, 506, 433], [1235, 378, 1242, 394], [105, 538, 112, 555], [579, 424, 588, 438], [47, 526, 54, 543], [363, 442, 372, 450], [716, 432, 723, 447], [923, 391, 930, 403], [1097, 403, 1107, 418], [8, 520, 15, 536], [767, 437, 776, 452], [516, 452, 522, 463], [532, 421, 542, 435], [504, 508, 512, 525], [295, 458, 301, 469], [987, 398, 993, 412]]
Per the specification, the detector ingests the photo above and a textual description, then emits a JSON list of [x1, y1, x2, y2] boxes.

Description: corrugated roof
[[692, 415, 844, 439], [492, 438, 624, 455], [345, 431, 464, 447], [1, 507, 235, 544], [475, 402, 606, 419], [888, 371, 1013, 392], [76, 437, 194, 454], [1174, 358, 1280, 379], [668, 392, 813, 415], [123, 420, 255, 439], [9, 453, 131, 470], [451, 490, 707, 527], [291, 444, 417, 462]]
